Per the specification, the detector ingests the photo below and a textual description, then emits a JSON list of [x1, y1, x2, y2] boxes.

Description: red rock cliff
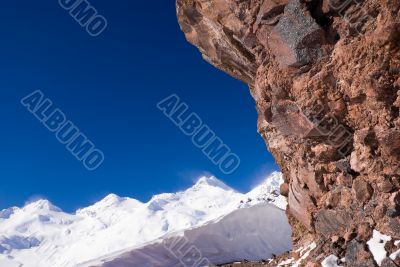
[[177, 0, 400, 265]]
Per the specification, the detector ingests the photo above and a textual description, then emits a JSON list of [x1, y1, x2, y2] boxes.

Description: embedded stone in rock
[[300, 167, 325, 198], [387, 218, 400, 236], [345, 240, 376, 267], [255, 0, 289, 27], [289, 174, 314, 230], [335, 159, 351, 171], [378, 179, 395, 193], [267, 0, 324, 68], [280, 182, 289, 197], [352, 178, 373, 204], [357, 223, 373, 242], [381, 258, 399, 267], [390, 192, 400, 208], [377, 128, 400, 158], [312, 144, 337, 162], [337, 173, 353, 188], [314, 210, 351, 237], [350, 148, 374, 174], [271, 101, 326, 138], [324, 190, 341, 208]]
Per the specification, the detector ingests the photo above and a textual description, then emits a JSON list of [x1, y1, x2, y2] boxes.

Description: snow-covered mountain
[[0, 172, 290, 267], [239, 171, 287, 210]]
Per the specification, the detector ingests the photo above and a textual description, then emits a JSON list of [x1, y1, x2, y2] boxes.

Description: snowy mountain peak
[[77, 194, 142, 216], [193, 176, 232, 191], [102, 193, 122, 202], [95, 194, 128, 207], [24, 199, 61, 212]]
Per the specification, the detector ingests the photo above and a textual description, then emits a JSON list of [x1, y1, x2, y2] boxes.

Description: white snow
[[367, 230, 392, 266], [277, 242, 317, 267], [322, 255, 342, 267], [292, 242, 317, 267], [279, 258, 295, 266], [83, 204, 292, 267], [0, 172, 290, 267]]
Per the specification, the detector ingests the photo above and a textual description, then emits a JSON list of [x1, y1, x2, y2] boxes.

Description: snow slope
[[84, 204, 292, 267], [0, 172, 290, 267]]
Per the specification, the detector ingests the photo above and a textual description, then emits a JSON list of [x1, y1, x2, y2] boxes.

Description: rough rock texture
[[177, 0, 400, 265]]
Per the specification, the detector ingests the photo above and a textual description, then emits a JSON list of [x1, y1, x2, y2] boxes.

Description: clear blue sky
[[0, 0, 278, 211]]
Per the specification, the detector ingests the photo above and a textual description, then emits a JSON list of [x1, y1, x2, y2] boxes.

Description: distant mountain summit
[[193, 176, 233, 191]]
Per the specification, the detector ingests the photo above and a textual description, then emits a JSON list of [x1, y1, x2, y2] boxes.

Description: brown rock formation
[[177, 0, 400, 265]]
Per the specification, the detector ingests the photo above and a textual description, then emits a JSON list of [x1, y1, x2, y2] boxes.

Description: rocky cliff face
[[176, 0, 400, 265]]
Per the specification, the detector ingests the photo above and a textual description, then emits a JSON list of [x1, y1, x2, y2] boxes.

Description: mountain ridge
[[0, 172, 287, 267]]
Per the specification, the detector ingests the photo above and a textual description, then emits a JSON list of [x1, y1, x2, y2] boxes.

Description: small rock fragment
[[357, 223, 373, 241], [280, 182, 289, 197], [352, 178, 374, 204]]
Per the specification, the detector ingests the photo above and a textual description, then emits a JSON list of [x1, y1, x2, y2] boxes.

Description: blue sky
[[0, 0, 278, 211]]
